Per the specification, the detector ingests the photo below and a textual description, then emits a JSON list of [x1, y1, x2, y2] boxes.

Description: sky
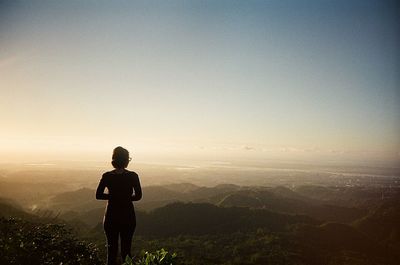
[[0, 0, 399, 165]]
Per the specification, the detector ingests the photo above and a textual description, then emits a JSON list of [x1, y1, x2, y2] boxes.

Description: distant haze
[[0, 1, 399, 166]]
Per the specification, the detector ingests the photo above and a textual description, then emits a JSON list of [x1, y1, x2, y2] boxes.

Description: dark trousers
[[104, 223, 135, 265]]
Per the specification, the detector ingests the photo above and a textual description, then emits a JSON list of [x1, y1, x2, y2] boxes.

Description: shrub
[[0, 218, 101, 265], [123, 248, 178, 265]]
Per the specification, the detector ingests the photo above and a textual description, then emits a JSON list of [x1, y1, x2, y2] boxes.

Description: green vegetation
[[0, 218, 101, 265], [1, 182, 400, 265], [123, 249, 177, 265]]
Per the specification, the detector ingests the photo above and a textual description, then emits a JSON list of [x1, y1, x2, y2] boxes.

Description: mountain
[[49, 187, 105, 212], [135, 202, 318, 237], [44, 183, 240, 214], [84, 201, 399, 265], [0, 179, 69, 207], [353, 200, 400, 249], [45, 184, 371, 226], [216, 188, 367, 223], [3, 182, 400, 265], [0, 197, 33, 219], [292, 222, 397, 265]]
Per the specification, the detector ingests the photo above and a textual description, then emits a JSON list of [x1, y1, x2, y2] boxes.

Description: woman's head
[[112, 146, 131, 169]]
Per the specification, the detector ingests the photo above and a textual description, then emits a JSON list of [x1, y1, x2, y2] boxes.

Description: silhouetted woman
[[96, 146, 142, 265]]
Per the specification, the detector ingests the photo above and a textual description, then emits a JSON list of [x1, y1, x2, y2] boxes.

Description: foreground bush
[[0, 218, 101, 265], [123, 248, 178, 265]]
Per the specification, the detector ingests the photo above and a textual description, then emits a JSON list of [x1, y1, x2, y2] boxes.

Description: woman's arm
[[131, 173, 142, 201], [96, 174, 110, 200]]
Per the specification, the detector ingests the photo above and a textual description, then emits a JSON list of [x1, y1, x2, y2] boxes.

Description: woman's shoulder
[[102, 171, 113, 178], [124, 169, 139, 177], [103, 169, 138, 178]]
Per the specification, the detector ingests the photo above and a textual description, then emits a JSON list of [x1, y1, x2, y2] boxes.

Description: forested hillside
[[1, 183, 399, 264]]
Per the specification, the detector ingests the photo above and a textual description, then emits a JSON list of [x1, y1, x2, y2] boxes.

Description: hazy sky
[[0, 0, 399, 165]]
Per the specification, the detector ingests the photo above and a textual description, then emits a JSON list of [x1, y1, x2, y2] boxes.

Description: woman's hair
[[112, 146, 130, 169]]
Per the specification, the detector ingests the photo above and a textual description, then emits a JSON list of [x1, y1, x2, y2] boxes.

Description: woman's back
[[96, 169, 142, 225], [104, 170, 137, 203]]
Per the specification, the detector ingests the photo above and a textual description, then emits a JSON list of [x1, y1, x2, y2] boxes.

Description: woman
[[96, 146, 142, 265]]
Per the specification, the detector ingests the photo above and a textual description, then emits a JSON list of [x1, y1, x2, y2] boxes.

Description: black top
[[96, 169, 142, 225]]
